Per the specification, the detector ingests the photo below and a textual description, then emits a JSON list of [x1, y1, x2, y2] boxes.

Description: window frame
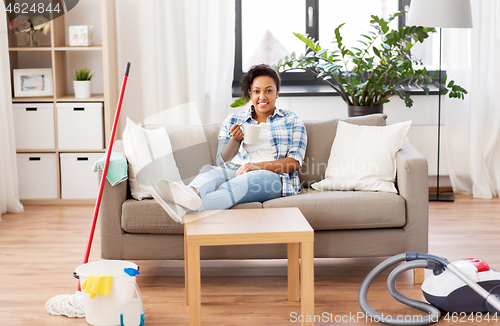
[[233, 0, 321, 93], [232, 0, 437, 97]]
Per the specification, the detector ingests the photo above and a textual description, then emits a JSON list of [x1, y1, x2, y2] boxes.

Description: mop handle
[[82, 62, 131, 266]]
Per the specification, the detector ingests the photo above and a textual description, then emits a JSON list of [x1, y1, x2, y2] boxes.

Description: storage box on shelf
[[7, 0, 118, 204], [56, 102, 104, 150], [17, 153, 58, 199], [13, 103, 55, 150], [60, 153, 102, 199]]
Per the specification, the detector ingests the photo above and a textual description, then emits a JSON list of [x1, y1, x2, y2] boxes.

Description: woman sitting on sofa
[[155, 63, 307, 221]]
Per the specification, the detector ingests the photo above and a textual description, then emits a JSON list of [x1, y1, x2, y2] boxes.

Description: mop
[[45, 62, 131, 318]]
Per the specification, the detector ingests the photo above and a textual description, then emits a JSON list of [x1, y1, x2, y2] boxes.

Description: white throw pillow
[[311, 120, 412, 193], [122, 118, 182, 200]]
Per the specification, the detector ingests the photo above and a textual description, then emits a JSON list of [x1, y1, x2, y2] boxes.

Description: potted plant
[[232, 11, 467, 116], [73, 68, 94, 99]]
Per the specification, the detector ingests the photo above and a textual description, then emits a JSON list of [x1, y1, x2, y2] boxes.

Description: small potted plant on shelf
[[232, 11, 467, 116], [73, 68, 94, 99]]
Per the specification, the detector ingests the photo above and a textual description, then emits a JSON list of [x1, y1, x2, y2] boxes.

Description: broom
[[45, 62, 131, 317]]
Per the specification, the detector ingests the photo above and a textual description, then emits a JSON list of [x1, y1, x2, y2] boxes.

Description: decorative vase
[[73, 80, 92, 98], [25, 30, 38, 47], [348, 105, 384, 117]]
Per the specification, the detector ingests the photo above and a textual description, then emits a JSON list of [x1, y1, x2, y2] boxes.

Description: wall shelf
[[12, 96, 54, 103], [54, 45, 103, 51], [9, 46, 52, 52], [56, 94, 105, 102], [8, 0, 118, 203]]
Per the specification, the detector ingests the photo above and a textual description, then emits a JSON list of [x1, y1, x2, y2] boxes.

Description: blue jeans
[[188, 165, 282, 211]]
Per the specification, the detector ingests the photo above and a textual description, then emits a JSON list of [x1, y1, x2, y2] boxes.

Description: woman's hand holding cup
[[229, 123, 244, 142]]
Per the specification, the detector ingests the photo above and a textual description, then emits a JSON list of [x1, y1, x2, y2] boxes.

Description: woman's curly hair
[[240, 63, 281, 102]]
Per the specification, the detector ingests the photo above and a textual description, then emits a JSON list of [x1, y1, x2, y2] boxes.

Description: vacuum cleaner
[[359, 252, 500, 325]]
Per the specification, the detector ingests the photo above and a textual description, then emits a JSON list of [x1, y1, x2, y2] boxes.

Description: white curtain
[[115, 0, 235, 127], [444, 0, 500, 199], [0, 7, 24, 217]]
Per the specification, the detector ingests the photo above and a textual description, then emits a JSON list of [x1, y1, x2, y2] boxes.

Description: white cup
[[243, 124, 261, 145]]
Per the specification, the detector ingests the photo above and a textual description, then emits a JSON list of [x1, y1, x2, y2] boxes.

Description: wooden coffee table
[[184, 207, 315, 326]]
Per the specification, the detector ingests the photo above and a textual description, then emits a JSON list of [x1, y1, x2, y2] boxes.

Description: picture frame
[[13, 68, 54, 97]]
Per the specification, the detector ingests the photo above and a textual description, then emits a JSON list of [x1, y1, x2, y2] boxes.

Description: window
[[318, 0, 399, 60], [241, 0, 306, 72], [233, 0, 440, 93], [235, 0, 318, 87]]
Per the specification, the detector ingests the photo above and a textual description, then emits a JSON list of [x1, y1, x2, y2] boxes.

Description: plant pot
[[73, 80, 91, 99], [348, 105, 384, 117]]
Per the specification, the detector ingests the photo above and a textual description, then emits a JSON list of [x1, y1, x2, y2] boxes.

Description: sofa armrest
[[96, 142, 128, 259], [396, 139, 429, 253]]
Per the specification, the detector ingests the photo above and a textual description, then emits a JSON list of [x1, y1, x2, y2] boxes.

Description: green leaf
[[294, 33, 316, 50], [397, 90, 413, 108], [361, 34, 372, 41], [357, 39, 368, 47], [334, 23, 345, 49], [352, 47, 363, 54], [316, 49, 327, 58], [441, 74, 447, 85], [74, 68, 94, 81], [432, 70, 439, 79], [230, 97, 248, 108], [439, 85, 449, 95]]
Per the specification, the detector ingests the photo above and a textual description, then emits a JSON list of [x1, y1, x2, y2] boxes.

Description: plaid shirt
[[216, 107, 307, 196]]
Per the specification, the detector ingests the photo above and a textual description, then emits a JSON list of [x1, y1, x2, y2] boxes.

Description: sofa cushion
[[162, 125, 213, 184], [121, 199, 262, 234], [122, 118, 182, 200], [311, 120, 411, 193], [203, 124, 221, 165], [262, 188, 405, 231], [300, 114, 388, 188]]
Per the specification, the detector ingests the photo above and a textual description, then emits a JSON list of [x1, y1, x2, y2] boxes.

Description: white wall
[[114, 0, 144, 128]]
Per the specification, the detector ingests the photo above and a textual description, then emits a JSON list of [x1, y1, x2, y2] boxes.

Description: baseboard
[[20, 198, 95, 206]]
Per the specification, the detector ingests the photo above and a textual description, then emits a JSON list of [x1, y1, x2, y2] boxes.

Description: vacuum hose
[[358, 253, 449, 325]]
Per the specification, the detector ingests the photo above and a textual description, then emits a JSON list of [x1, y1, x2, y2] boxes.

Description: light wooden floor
[[1, 195, 499, 325]]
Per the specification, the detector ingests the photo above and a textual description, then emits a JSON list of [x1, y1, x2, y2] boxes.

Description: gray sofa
[[98, 114, 429, 261]]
